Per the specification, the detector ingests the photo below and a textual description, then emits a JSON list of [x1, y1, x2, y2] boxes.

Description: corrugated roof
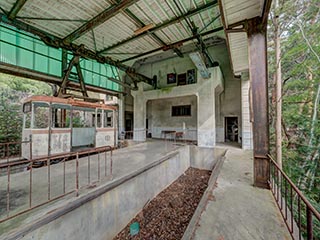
[[1, 0, 223, 63], [220, 0, 267, 74]]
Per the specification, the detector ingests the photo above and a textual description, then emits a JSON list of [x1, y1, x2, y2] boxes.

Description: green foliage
[[0, 73, 52, 143], [268, 0, 320, 237]]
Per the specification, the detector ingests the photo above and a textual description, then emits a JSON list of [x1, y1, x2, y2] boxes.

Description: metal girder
[[8, 0, 27, 20], [63, 0, 140, 43], [124, 8, 184, 58], [0, 61, 124, 96], [57, 55, 89, 98], [98, 0, 218, 54], [0, 13, 153, 85], [121, 26, 223, 63]]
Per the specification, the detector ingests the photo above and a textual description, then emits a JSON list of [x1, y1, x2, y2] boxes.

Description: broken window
[[104, 110, 113, 127], [52, 104, 71, 128]]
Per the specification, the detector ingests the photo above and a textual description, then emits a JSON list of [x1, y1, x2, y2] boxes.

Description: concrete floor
[[0, 140, 179, 226], [192, 147, 291, 240]]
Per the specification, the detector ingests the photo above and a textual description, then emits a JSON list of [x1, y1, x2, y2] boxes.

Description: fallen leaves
[[114, 168, 211, 240]]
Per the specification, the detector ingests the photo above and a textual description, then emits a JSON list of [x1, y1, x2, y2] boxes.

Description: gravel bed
[[114, 167, 211, 240]]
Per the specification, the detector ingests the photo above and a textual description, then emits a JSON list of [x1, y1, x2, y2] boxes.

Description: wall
[[124, 42, 244, 146], [207, 44, 241, 143], [137, 56, 196, 89], [131, 67, 223, 147], [147, 96, 197, 139]]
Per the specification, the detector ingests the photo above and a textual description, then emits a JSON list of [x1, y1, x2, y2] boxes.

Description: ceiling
[[0, 0, 222, 63], [0, 0, 270, 75]]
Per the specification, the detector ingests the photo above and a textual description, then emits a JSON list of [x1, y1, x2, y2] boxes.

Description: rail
[[268, 155, 320, 240], [0, 146, 113, 223], [0, 139, 32, 160]]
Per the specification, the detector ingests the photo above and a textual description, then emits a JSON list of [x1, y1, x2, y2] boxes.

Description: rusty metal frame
[[0, 62, 124, 96], [0, 146, 113, 224], [57, 55, 89, 99], [269, 155, 320, 240], [98, 0, 218, 55], [121, 26, 223, 63], [63, 0, 141, 43]]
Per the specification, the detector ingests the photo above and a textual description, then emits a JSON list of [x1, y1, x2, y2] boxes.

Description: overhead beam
[[63, 0, 140, 43], [8, 0, 27, 20], [124, 8, 183, 57], [98, 0, 218, 54], [121, 26, 223, 63], [0, 13, 153, 84], [0, 61, 124, 96]]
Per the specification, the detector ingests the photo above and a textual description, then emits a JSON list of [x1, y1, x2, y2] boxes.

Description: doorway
[[225, 117, 238, 142]]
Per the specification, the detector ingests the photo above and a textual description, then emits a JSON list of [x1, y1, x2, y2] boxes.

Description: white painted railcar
[[21, 96, 117, 159]]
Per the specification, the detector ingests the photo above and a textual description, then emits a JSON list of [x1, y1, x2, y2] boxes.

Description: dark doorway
[[225, 117, 238, 142], [125, 111, 133, 139]]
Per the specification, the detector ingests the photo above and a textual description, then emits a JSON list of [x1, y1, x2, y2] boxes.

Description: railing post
[[76, 152, 79, 197], [306, 207, 313, 240]]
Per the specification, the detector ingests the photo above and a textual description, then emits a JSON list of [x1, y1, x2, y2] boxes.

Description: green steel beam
[[8, 0, 28, 20], [98, 0, 218, 54], [0, 13, 153, 84], [0, 61, 123, 96]]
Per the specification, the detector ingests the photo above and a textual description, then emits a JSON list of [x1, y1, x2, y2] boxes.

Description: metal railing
[[268, 155, 320, 240], [0, 139, 31, 160], [0, 146, 113, 223]]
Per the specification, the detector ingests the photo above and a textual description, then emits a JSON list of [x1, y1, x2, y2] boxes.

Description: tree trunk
[[274, 0, 282, 168]]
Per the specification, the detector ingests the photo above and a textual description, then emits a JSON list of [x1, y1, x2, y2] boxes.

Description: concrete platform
[[0, 140, 226, 239], [188, 147, 291, 240], [0, 140, 180, 227]]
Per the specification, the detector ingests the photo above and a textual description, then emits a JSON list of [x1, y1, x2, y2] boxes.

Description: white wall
[[147, 96, 197, 139]]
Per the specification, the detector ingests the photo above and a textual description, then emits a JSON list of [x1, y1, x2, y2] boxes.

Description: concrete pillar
[[117, 95, 125, 135], [131, 83, 146, 141], [241, 72, 253, 150], [197, 78, 215, 148]]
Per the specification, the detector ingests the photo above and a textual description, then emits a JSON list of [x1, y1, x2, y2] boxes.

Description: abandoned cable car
[[21, 96, 118, 159]]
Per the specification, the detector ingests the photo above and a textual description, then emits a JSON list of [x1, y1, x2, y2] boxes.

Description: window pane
[[34, 105, 49, 129], [52, 108, 71, 128], [104, 110, 113, 127]]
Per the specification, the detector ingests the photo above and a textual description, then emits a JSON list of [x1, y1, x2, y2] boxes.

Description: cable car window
[[24, 111, 31, 129], [34, 103, 49, 129], [23, 102, 31, 113], [93, 109, 102, 128], [72, 107, 95, 128], [104, 110, 113, 128]]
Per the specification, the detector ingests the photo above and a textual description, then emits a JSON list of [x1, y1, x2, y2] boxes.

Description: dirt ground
[[114, 167, 211, 240]]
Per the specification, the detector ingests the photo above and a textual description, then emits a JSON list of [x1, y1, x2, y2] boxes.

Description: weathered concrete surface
[[190, 146, 226, 170], [132, 67, 223, 148], [0, 141, 220, 240], [191, 147, 291, 240]]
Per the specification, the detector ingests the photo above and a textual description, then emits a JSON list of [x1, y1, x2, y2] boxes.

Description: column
[[197, 75, 215, 148], [241, 71, 253, 150], [131, 83, 146, 141], [247, 17, 270, 188]]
